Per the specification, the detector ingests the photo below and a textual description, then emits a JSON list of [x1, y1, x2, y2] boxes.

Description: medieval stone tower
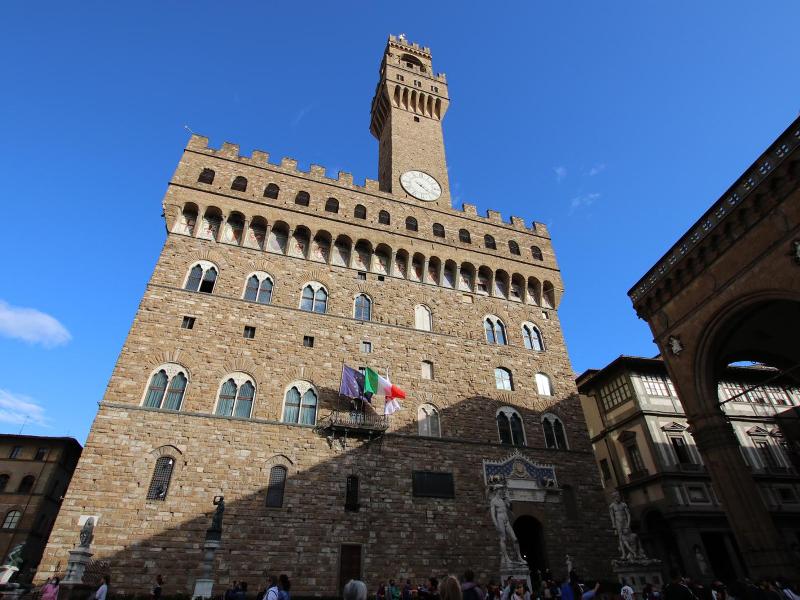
[[37, 35, 613, 594]]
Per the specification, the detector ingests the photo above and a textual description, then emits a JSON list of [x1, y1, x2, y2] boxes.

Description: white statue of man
[[489, 483, 523, 563], [609, 492, 647, 560]]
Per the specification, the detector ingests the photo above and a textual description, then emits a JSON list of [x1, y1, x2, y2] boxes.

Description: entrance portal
[[513, 516, 546, 574]]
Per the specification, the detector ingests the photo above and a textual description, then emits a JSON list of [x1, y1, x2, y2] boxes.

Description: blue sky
[[2, 2, 799, 443]]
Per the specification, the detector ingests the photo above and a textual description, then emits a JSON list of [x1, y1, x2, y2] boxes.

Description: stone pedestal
[[500, 560, 531, 592], [63, 547, 93, 585], [192, 539, 220, 600], [0, 568, 18, 586], [612, 560, 663, 592]]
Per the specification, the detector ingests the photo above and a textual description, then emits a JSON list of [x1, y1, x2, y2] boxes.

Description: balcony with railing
[[325, 409, 389, 435]]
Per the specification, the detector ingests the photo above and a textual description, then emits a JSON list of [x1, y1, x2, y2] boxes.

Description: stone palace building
[[36, 35, 614, 595]]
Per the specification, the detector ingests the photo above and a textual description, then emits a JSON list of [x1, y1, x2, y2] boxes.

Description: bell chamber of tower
[[370, 34, 452, 208]]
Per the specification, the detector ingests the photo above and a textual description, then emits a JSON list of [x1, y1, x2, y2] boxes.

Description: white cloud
[[0, 389, 49, 427], [0, 300, 71, 348], [588, 163, 606, 176], [569, 192, 601, 214], [553, 166, 567, 183]]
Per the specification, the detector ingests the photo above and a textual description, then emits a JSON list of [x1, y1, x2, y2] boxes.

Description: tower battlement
[[185, 134, 546, 236]]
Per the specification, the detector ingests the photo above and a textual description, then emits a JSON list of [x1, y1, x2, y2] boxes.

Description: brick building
[[0, 435, 81, 580], [37, 35, 614, 595], [577, 356, 800, 582]]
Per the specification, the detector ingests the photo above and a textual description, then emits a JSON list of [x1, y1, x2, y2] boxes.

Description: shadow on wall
[[40, 392, 614, 596]]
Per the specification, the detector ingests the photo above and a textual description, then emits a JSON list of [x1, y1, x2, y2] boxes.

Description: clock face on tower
[[400, 170, 442, 201]]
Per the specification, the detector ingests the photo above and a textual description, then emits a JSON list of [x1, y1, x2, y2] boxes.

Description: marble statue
[[3, 544, 23, 569], [489, 482, 523, 564], [609, 492, 648, 561], [565, 554, 573, 577], [79, 517, 95, 548]]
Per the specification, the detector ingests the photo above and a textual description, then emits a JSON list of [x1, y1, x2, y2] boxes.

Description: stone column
[[689, 408, 798, 579], [240, 219, 250, 247], [193, 205, 207, 238], [264, 224, 273, 252]]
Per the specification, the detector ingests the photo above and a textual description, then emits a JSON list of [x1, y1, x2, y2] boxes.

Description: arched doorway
[[513, 515, 546, 574]]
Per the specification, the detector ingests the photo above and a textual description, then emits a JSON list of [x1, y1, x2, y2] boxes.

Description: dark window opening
[[325, 197, 339, 213], [354, 204, 367, 219], [264, 183, 280, 199], [599, 459, 612, 480], [146, 456, 175, 500], [303, 336, 315, 348], [295, 191, 310, 206], [198, 168, 215, 184], [345, 475, 359, 511], [243, 326, 256, 339], [378, 210, 390, 225], [432, 223, 445, 238], [181, 316, 195, 330], [484, 235, 497, 250], [9, 447, 21, 459], [231, 176, 248, 192], [459, 229, 471, 244], [34, 448, 47, 461], [17, 475, 35, 494], [405, 217, 418, 232], [266, 465, 287, 507]]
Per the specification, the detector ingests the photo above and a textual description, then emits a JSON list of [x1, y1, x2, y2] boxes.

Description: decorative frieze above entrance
[[483, 450, 560, 503]]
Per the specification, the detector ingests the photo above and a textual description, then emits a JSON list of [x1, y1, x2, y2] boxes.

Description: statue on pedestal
[[609, 492, 647, 561], [489, 479, 524, 565], [79, 517, 95, 548], [207, 496, 224, 542]]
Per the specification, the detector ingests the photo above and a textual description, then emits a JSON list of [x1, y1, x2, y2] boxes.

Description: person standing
[[264, 576, 279, 600], [151, 574, 164, 600], [621, 580, 635, 600], [462, 571, 483, 600], [96, 575, 110, 600], [41, 577, 60, 600], [440, 576, 463, 600], [279, 574, 291, 600]]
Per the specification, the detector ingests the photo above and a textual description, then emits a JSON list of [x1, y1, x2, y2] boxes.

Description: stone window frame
[[242, 271, 275, 305], [483, 314, 508, 345], [264, 454, 295, 509], [684, 484, 711, 505], [299, 281, 329, 314], [535, 372, 553, 396], [145, 445, 184, 504], [496, 406, 526, 447], [1, 509, 23, 530], [417, 403, 441, 437], [141, 363, 190, 411], [494, 367, 514, 391], [213, 372, 257, 419], [421, 360, 434, 380], [353, 293, 373, 322], [183, 260, 219, 294], [281, 380, 319, 426], [521, 322, 545, 352], [541, 412, 568, 450], [414, 304, 433, 331]]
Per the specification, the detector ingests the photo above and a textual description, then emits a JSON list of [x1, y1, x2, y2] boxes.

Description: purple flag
[[340, 365, 371, 402]]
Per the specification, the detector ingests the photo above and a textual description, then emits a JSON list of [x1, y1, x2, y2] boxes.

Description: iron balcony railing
[[328, 409, 389, 433]]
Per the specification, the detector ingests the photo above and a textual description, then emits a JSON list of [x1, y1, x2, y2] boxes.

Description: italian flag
[[363, 367, 405, 415]]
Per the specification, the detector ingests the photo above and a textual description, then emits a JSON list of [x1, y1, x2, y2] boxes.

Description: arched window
[[459, 229, 471, 244], [266, 465, 287, 508], [354, 204, 367, 219], [495, 367, 513, 391], [2, 510, 21, 529], [146, 456, 175, 500], [542, 414, 568, 449], [522, 323, 544, 352], [418, 404, 441, 437], [325, 197, 339, 213], [282, 383, 318, 425], [143, 364, 188, 411], [484, 235, 497, 250], [264, 183, 280, 199], [300, 283, 328, 313], [215, 374, 256, 418], [345, 475, 359, 511], [184, 261, 218, 294], [198, 168, 215, 184], [243, 272, 274, 304], [17, 475, 35, 494], [295, 191, 310, 206], [405, 217, 418, 232], [536, 373, 553, 396], [231, 176, 248, 192], [497, 407, 525, 447], [0, 475, 8, 493], [509, 240, 520, 255], [531, 246, 543, 261], [354, 294, 372, 321], [378, 210, 391, 225], [484, 316, 507, 345], [432, 223, 445, 238], [414, 305, 432, 331]]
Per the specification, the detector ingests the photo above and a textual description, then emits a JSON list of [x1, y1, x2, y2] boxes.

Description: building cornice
[[628, 116, 800, 318]]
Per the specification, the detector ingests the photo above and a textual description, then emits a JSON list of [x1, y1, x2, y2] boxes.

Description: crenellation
[[187, 134, 209, 150], [309, 164, 326, 177], [280, 157, 298, 171], [486, 209, 502, 223], [462, 203, 478, 216], [337, 171, 354, 186], [219, 142, 240, 158], [511, 216, 527, 229], [250, 150, 270, 165], [364, 178, 380, 192]]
